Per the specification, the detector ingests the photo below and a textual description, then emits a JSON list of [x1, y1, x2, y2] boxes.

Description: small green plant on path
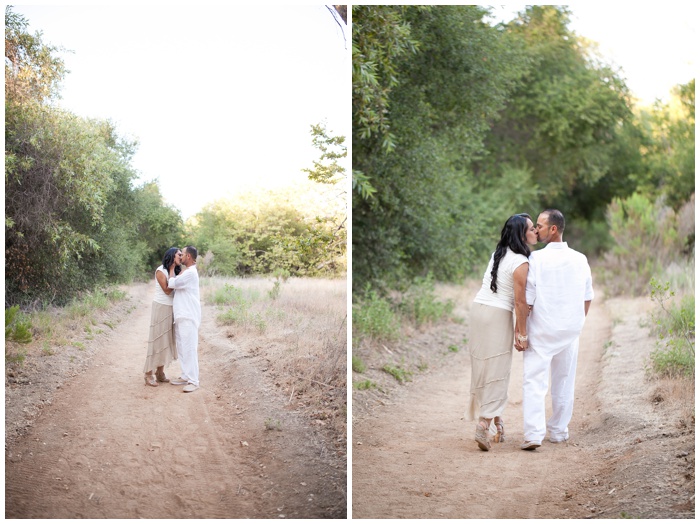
[[353, 285, 401, 341], [265, 418, 282, 431], [352, 355, 366, 373], [382, 364, 413, 384], [5, 306, 33, 344], [398, 273, 454, 327], [354, 380, 377, 390]]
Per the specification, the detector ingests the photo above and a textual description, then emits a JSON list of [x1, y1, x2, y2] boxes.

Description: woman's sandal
[[144, 374, 158, 387], [493, 417, 505, 443], [155, 371, 169, 383], [475, 417, 491, 451]]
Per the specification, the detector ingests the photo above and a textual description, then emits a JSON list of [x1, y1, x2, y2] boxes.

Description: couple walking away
[[143, 246, 202, 393], [466, 209, 594, 451]]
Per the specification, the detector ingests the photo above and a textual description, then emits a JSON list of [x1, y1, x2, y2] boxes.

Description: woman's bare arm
[[156, 270, 172, 295], [513, 262, 529, 351]]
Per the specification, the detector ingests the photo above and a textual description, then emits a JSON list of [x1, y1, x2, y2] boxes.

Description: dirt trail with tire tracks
[[351, 286, 694, 519], [6, 282, 345, 519]]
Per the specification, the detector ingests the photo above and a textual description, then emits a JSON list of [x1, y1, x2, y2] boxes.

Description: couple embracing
[[143, 246, 202, 393], [466, 209, 594, 451]]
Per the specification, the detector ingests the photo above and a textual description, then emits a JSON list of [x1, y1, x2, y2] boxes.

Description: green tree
[[352, 5, 529, 292], [637, 80, 695, 211], [351, 5, 422, 201], [188, 185, 345, 277], [5, 7, 185, 304], [302, 122, 347, 273], [479, 5, 633, 220], [5, 5, 66, 104]]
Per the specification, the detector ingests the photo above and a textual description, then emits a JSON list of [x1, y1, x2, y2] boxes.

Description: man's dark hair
[[185, 245, 198, 260], [543, 209, 565, 232]]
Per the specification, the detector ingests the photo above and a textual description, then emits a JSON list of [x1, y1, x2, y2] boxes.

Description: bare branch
[[326, 5, 347, 48]]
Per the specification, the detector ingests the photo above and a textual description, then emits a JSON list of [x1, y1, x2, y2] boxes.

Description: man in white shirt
[[520, 209, 593, 450], [168, 246, 202, 393]]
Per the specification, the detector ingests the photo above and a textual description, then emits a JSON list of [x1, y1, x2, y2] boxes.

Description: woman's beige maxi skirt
[[466, 302, 514, 421], [143, 301, 177, 373]]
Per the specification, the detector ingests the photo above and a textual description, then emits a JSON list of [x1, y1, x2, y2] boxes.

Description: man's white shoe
[[520, 440, 541, 450], [183, 383, 199, 393], [170, 377, 188, 385]]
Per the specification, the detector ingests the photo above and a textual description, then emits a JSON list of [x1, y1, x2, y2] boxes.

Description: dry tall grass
[[600, 194, 694, 296], [201, 276, 347, 444], [649, 376, 696, 430]]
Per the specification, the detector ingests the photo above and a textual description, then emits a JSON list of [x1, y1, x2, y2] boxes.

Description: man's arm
[[168, 267, 195, 289], [525, 254, 536, 306]]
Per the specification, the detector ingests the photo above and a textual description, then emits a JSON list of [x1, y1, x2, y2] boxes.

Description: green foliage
[[635, 80, 695, 212], [5, 7, 185, 306], [211, 283, 267, 332], [352, 287, 401, 342], [302, 123, 347, 186], [66, 288, 123, 319], [352, 5, 422, 152], [351, 170, 376, 201], [302, 123, 348, 273], [352, 355, 366, 373], [618, 511, 641, 519], [211, 283, 248, 306], [264, 418, 282, 431], [479, 6, 633, 224], [353, 276, 455, 342], [352, 6, 530, 292], [5, 6, 66, 103], [382, 363, 413, 384], [397, 274, 454, 327], [188, 184, 345, 278], [191, 125, 347, 280], [268, 280, 282, 300], [601, 193, 685, 295], [353, 380, 377, 390], [5, 306, 33, 344], [217, 307, 266, 333], [5, 348, 27, 364], [646, 279, 695, 378]]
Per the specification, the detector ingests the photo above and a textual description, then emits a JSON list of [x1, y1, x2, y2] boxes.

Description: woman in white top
[[466, 214, 537, 450], [143, 247, 182, 386]]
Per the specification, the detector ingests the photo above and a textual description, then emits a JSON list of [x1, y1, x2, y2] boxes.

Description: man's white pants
[[522, 338, 579, 443], [175, 319, 199, 386]]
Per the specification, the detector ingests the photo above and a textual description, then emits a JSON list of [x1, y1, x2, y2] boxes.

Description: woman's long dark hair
[[490, 214, 532, 293], [162, 247, 182, 276]]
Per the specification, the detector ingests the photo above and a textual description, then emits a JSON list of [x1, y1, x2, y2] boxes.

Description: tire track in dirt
[[6, 282, 345, 518], [351, 292, 610, 518]]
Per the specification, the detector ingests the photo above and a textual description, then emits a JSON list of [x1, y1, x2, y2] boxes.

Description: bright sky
[[489, 4, 697, 104], [10, 4, 696, 220], [12, 3, 350, 219]]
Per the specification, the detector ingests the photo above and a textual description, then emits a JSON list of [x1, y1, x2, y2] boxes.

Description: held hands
[[514, 332, 529, 352]]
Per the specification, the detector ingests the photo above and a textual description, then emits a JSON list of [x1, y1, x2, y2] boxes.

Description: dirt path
[[6, 282, 345, 519], [351, 288, 694, 518]]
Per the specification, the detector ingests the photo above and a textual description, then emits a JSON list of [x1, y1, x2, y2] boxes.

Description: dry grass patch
[[649, 376, 695, 430], [202, 276, 347, 446], [5, 287, 130, 367]]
